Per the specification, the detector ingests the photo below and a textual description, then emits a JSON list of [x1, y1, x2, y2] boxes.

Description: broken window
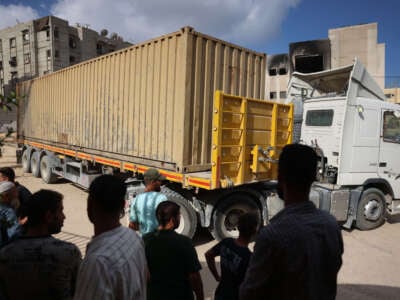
[[46, 50, 51, 60], [295, 55, 324, 73], [24, 53, 31, 64], [269, 68, 277, 76], [9, 38, 16, 48], [69, 36, 77, 49], [279, 68, 287, 75], [9, 56, 17, 67], [0, 61, 2, 70], [54, 27, 59, 39], [22, 30, 30, 43], [270, 92, 277, 99]]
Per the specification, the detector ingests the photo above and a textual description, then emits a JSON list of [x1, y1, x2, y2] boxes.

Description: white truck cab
[[287, 60, 400, 230]]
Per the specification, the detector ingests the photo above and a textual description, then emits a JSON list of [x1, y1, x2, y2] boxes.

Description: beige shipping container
[[18, 26, 266, 173]]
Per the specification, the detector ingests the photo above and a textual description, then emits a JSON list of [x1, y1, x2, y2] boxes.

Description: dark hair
[[27, 189, 63, 226], [238, 213, 258, 238], [89, 175, 126, 216], [156, 201, 180, 227], [278, 144, 317, 188], [0, 167, 15, 182]]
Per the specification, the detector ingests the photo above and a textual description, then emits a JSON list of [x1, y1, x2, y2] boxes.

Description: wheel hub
[[364, 199, 382, 221]]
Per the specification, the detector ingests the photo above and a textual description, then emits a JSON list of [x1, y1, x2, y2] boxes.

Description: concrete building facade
[[0, 16, 130, 130], [384, 87, 400, 104], [266, 22, 385, 102]]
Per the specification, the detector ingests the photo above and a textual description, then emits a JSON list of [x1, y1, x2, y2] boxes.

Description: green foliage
[[0, 91, 19, 112]]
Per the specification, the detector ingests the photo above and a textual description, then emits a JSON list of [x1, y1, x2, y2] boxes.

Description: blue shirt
[[0, 203, 20, 247], [129, 192, 167, 235]]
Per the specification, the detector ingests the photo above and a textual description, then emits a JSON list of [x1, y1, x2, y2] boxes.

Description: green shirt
[[143, 230, 201, 300]]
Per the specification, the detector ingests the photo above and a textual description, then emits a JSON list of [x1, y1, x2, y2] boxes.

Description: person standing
[[0, 189, 81, 299], [239, 144, 343, 300], [205, 213, 258, 300], [0, 167, 32, 218], [129, 168, 167, 235], [143, 201, 204, 300], [0, 181, 21, 247], [74, 175, 147, 300]]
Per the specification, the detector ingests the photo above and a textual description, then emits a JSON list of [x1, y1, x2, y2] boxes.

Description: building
[[266, 23, 385, 102], [384, 88, 400, 104], [0, 15, 131, 130]]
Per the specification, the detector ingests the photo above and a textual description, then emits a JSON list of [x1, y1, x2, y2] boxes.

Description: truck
[[285, 59, 400, 230], [17, 27, 293, 240]]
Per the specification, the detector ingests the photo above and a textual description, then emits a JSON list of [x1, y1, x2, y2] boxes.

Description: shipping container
[[18, 26, 266, 173]]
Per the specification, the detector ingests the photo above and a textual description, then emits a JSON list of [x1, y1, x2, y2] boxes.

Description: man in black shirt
[[205, 213, 258, 300], [143, 201, 204, 300]]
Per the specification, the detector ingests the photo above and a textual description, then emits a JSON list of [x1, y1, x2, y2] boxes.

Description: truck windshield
[[305, 109, 334, 126]]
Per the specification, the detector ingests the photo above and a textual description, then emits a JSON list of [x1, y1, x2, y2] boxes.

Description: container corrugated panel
[[18, 27, 266, 173]]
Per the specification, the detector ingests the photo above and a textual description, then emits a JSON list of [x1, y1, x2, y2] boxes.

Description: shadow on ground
[[193, 227, 214, 246], [337, 284, 400, 300]]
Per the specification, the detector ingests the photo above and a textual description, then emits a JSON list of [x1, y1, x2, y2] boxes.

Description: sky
[[0, 0, 398, 87]]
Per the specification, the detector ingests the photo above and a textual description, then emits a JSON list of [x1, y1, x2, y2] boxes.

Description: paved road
[[2, 145, 400, 299]]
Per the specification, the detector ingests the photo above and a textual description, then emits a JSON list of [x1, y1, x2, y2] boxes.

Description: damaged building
[[267, 22, 385, 102], [0, 16, 131, 131]]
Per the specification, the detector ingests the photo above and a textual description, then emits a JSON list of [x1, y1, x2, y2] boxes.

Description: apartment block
[[0, 16, 131, 130]]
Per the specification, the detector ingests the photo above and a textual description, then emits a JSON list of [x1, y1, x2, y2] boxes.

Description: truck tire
[[30, 152, 40, 178], [211, 194, 261, 241], [161, 187, 198, 238], [21, 150, 30, 173], [356, 188, 386, 230], [40, 155, 57, 184]]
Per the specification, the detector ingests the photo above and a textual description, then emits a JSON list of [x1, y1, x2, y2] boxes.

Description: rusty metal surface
[[18, 27, 266, 173]]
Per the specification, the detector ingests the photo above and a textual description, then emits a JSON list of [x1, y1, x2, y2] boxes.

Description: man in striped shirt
[[240, 144, 343, 300], [74, 175, 147, 300]]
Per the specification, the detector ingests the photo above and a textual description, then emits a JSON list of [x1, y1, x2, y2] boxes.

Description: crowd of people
[[0, 144, 344, 300]]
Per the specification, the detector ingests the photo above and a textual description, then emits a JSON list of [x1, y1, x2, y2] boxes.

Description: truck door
[[379, 110, 400, 198]]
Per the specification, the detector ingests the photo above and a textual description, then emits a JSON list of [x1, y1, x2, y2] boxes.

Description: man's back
[[0, 236, 81, 299], [240, 201, 343, 300], [144, 230, 202, 300], [130, 191, 167, 235], [74, 226, 147, 300]]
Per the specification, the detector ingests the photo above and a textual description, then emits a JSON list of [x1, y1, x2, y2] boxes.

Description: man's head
[[0, 167, 15, 182], [237, 213, 258, 240], [87, 175, 126, 223], [278, 144, 317, 202], [26, 189, 65, 234], [143, 168, 165, 192], [0, 181, 18, 208], [155, 201, 180, 230]]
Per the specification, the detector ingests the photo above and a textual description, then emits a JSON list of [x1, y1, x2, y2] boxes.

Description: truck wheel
[[40, 155, 57, 184], [211, 194, 261, 241], [356, 188, 386, 230], [161, 187, 198, 238], [30, 152, 40, 178], [21, 150, 31, 173]]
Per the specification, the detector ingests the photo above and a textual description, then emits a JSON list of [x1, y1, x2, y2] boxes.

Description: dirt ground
[[2, 144, 400, 299]]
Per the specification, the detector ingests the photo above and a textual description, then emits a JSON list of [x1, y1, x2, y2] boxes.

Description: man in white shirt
[[74, 175, 147, 300]]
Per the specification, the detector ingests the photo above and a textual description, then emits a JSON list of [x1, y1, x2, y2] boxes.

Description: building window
[[279, 68, 287, 75], [9, 56, 17, 67], [46, 27, 50, 40], [280, 91, 287, 99], [96, 43, 104, 55], [22, 30, 30, 43], [0, 61, 2, 70], [69, 56, 76, 63], [46, 50, 51, 60], [9, 38, 16, 48], [69, 36, 77, 49], [270, 92, 277, 99], [54, 27, 59, 39], [55, 50, 59, 59], [24, 53, 31, 64], [269, 68, 277, 76]]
